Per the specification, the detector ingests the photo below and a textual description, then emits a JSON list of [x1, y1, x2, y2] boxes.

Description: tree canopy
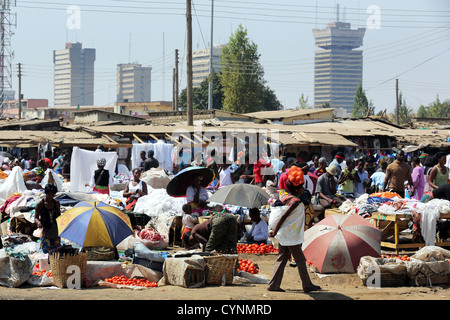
[[351, 82, 374, 118], [220, 24, 265, 113]]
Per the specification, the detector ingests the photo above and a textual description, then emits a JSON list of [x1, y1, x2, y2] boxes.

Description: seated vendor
[[316, 165, 343, 209], [421, 183, 450, 203], [186, 173, 209, 214], [123, 168, 148, 211], [244, 208, 268, 245]]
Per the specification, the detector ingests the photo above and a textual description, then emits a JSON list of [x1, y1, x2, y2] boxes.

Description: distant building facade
[[193, 44, 224, 87], [53, 42, 96, 108], [312, 11, 365, 116], [116, 63, 152, 103]]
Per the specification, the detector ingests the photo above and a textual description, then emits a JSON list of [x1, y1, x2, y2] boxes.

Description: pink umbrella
[[303, 214, 381, 273]]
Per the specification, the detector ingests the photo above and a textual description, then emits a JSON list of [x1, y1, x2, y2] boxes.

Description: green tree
[[351, 82, 374, 118], [297, 93, 310, 109], [220, 24, 265, 113], [426, 95, 450, 118], [262, 86, 283, 111], [392, 92, 413, 124], [178, 73, 224, 110], [416, 105, 427, 118]]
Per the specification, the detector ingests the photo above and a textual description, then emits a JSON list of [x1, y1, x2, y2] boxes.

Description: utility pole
[[208, 0, 214, 110], [186, 0, 193, 126], [174, 49, 179, 111], [395, 78, 399, 125], [17, 63, 22, 120]]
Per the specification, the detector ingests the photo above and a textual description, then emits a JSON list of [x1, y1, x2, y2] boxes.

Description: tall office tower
[[116, 63, 152, 102], [312, 7, 365, 116], [53, 42, 96, 108], [192, 44, 223, 87]]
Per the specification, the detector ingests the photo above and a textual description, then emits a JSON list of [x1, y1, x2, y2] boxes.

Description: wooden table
[[372, 212, 450, 254]]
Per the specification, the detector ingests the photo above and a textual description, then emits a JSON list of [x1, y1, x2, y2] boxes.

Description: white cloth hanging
[[131, 141, 174, 172], [69, 147, 118, 193]]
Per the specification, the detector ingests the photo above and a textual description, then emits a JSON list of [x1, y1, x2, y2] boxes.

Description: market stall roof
[[0, 130, 131, 148], [53, 117, 450, 149], [291, 132, 358, 147]]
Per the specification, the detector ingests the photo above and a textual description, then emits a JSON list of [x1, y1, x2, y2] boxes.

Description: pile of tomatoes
[[237, 243, 278, 254], [32, 269, 52, 277], [104, 275, 158, 287], [381, 254, 411, 261], [237, 258, 259, 274]]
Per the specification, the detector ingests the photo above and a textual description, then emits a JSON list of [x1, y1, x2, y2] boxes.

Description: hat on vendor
[[97, 157, 107, 167], [326, 165, 338, 176], [419, 153, 428, 159]]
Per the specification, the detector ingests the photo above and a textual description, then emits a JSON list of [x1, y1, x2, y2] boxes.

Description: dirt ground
[[0, 248, 449, 302]]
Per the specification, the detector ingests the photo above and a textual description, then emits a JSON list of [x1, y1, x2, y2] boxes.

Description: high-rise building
[[193, 44, 224, 87], [53, 42, 96, 108], [312, 8, 365, 116], [116, 63, 152, 103]]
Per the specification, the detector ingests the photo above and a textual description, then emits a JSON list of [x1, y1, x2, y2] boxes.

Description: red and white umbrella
[[303, 214, 381, 274]]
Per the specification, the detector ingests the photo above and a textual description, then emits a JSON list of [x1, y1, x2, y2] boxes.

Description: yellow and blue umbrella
[[56, 201, 133, 248]]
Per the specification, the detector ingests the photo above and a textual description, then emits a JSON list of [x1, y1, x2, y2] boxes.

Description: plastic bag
[[0, 251, 33, 287], [0, 166, 27, 201], [27, 273, 53, 287]]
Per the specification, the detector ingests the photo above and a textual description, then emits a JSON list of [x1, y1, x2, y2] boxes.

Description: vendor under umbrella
[[186, 173, 210, 213]]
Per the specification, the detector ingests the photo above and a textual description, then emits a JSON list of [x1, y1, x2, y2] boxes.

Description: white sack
[[0, 166, 27, 201]]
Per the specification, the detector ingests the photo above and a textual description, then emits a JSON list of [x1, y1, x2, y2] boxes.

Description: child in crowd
[[181, 203, 199, 246]]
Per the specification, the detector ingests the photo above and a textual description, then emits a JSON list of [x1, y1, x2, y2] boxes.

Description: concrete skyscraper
[[312, 7, 365, 116], [53, 42, 96, 108], [193, 44, 224, 87], [116, 63, 152, 103]]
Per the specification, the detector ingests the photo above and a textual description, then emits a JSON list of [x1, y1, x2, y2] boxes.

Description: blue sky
[[10, 0, 450, 113]]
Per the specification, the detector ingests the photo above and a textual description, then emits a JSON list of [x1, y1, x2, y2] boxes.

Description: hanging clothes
[[69, 147, 118, 193]]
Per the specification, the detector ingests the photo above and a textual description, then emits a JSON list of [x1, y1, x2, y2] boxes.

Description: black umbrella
[[0, 151, 13, 158], [166, 166, 214, 197]]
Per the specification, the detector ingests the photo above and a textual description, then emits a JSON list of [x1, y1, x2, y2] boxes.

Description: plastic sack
[[268, 206, 288, 231], [161, 255, 206, 288], [134, 241, 165, 263], [0, 166, 27, 201], [27, 273, 53, 287], [411, 246, 450, 262], [0, 250, 33, 287], [41, 169, 64, 192], [140, 168, 170, 189]]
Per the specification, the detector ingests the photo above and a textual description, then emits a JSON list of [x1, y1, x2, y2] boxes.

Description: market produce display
[[104, 275, 158, 287], [237, 258, 259, 274], [236, 243, 278, 254], [381, 254, 411, 261]]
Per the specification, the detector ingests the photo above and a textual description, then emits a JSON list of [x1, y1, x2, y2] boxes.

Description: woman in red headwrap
[[267, 166, 321, 293]]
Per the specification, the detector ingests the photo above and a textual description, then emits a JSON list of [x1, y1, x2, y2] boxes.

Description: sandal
[[303, 285, 321, 293], [267, 287, 285, 292]]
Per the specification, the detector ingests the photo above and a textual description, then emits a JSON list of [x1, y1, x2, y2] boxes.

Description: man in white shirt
[[245, 208, 269, 244], [219, 163, 236, 187]]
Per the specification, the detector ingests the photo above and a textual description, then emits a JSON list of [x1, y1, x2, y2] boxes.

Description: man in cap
[[419, 153, 428, 167], [315, 165, 343, 209], [329, 152, 346, 178], [87, 157, 114, 195]]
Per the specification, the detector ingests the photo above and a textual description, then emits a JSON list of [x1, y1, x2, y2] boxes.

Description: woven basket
[[49, 251, 88, 288], [203, 254, 238, 285]]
